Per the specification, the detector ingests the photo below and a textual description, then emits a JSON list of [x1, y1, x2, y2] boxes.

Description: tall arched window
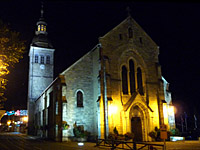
[[41, 56, 44, 64], [77, 91, 83, 107], [137, 67, 144, 95], [129, 60, 136, 94], [35, 55, 38, 63], [128, 27, 133, 38], [122, 66, 128, 94]]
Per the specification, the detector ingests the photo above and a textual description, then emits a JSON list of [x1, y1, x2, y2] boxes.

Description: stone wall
[[61, 47, 100, 138]]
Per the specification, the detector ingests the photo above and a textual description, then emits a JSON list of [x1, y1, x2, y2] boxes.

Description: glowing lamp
[[78, 142, 84, 146], [23, 116, 28, 122], [7, 120, 11, 126]]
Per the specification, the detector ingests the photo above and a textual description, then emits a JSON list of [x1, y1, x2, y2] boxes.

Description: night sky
[[0, 1, 200, 130]]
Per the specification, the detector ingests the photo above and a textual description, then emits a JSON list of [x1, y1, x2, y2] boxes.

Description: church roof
[[31, 34, 53, 48]]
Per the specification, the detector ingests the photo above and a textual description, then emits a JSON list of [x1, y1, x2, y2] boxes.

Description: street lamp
[[23, 116, 28, 123]]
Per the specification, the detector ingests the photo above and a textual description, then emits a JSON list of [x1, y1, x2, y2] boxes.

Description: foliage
[[149, 127, 172, 141], [108, 127, 134, 141], [113, 126, 119, 135], [62, 121, 70, 130], [73, 122, 90, 139], [0, 20, 25, 107], [170, 128, 180, 136]]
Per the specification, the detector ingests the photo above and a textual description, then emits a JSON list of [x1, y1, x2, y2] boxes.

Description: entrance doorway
[[131, 117, 142, 141]]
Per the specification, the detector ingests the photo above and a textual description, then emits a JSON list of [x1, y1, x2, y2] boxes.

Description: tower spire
[[126, 6, 131, 17], [41, 1, 44, 18]]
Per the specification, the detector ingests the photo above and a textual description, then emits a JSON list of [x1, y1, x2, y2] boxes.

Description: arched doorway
[[129, 105, 144, 141], [131, 117, 142, 141]]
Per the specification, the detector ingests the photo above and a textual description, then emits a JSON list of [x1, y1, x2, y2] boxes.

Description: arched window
[[129, 60, 136, 94], [38, 25, 40, 31], [41, 25, 44, 31], [46, 56, 50, 64], [128, 27, 133, 38], [77, 91, 83, 107], [137, 67, 144, 95], [35, 55, 38, 63], [41, 56, 44, 64], [122, 66, 128, 94]]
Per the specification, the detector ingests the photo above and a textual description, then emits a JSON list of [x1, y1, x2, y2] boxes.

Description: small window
[[77, 91, 83, 107], [139, 37, 143, 44], [44, 26, 46, 32], [119, 34, 123, 40], [41, 56, 44, 64], [46, 56, 50, 64], [128, 27, 133, 38], [35, 55, 38, 63]]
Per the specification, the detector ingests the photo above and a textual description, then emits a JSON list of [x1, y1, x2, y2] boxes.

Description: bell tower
[[27, 4, 55, 135]]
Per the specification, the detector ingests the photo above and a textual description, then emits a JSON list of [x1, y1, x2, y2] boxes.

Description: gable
[[99, 16, 159, 62]]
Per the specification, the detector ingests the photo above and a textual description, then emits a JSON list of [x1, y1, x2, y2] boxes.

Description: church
[[27, 7, 175, 142]]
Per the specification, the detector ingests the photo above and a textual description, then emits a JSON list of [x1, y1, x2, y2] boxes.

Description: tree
[[0, 20, 25, 108]]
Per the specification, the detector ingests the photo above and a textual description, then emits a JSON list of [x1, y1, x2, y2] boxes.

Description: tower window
[[122, 66, 128, 94], [41, 56, 44, 64], [77, 91, 83, 107], [128, 27, 133, 38], [137, 67, 144, 95], [35, 55, 38, 63], [38, 25, 40, 31], [41, 25, 44, 31], [46, 56, 50, 64], [44, 26, 46, 32]]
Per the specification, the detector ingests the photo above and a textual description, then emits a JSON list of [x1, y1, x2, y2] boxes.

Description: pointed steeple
[[32, 1, 53, 48], [36, 2, 47, 35]]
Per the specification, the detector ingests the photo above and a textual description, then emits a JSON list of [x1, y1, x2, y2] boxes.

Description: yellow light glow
[[163, 104, 168, 118], [7, 120, 11, 126], [168, 105, 175, 116], [23, 116, 28, 122], [109, 104, 118, 115]]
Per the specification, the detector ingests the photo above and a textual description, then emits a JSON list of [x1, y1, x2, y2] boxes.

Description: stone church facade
[[28, 9, 175, 141]]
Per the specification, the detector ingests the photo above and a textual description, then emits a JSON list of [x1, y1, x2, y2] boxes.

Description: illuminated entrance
[[131, 117, 142, 141], [129, 104, 147, 141]]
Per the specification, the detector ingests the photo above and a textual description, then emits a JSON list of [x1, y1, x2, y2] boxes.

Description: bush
[[73, 122, 90, 138], [124, 132, 134, 141], [149, 127, 172, 141], [108, 127, 134, 141], [170, 128, 180, 136]]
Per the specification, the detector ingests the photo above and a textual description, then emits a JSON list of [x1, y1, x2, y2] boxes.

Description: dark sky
[[1, 1, 200, 128]]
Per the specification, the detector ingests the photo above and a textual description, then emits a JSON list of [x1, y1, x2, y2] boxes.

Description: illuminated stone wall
[[28, 46, 55, 135], [98, 16, 169, 141], [33, 16, 175, 141], [60, 49, 100, 138]]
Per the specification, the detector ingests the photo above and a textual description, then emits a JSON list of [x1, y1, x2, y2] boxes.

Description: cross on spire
[[126, 6, 131, 17], [41, 1, 44, 18]]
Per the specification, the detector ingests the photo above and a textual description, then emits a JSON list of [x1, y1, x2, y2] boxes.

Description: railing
[[96, 139, 165, 150]]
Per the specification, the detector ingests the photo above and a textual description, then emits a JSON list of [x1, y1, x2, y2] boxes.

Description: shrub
[[73, 122, 90, 138]]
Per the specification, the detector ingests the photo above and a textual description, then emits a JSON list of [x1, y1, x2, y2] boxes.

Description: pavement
[[22, 133, 200, 149]]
